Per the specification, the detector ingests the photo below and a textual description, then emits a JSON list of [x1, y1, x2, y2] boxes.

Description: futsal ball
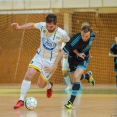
[[24, 97, 37, 110]]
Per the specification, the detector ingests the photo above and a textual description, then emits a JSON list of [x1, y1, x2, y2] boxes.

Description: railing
[[0, 0, 117, 10]]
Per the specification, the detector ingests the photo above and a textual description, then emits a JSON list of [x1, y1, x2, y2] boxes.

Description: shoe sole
[[14, 105, 24, 109], [64, 105, 72, 109]]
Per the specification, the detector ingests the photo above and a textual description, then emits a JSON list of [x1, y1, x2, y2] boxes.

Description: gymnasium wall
[[0, 13, 117, 84]]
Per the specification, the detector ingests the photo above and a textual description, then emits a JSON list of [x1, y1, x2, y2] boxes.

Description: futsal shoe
[[64, 101, 73, 109], [14, 100, 24, 109], [46, 82, 53, 98], [87, 71, 95, 86]]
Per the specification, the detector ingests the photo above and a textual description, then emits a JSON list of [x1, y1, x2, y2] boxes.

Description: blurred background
[[0, 0, 117, 84]]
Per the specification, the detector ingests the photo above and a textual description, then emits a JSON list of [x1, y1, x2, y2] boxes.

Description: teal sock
[[69, 82, 80, 104]]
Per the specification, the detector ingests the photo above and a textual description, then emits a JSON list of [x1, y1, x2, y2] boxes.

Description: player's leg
[[14, 68, 38, 109], [64, 68, 84, 109], [80, 71, 95, 86], [14, 53, 42, 109], [37, 59, 56, 98], [80, 56, 95, 86], [64, 56, 93, 109], [37, 75, 53, 98], [64, 57, 84, 109], [70, 73, 82, 90]]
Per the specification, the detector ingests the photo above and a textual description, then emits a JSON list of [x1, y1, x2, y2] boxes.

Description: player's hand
[[44, 65, 57, 73], [11, 23, 20, 29], [77, 53, 86, 59]]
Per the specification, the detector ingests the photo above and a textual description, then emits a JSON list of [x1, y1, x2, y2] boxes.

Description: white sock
[[19, 79, 31, 101], [64, 75, 72, 86], [45, 82, 52, 89]]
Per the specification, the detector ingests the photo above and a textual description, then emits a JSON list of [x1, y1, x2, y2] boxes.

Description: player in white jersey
[[11, 14, 70, 109]]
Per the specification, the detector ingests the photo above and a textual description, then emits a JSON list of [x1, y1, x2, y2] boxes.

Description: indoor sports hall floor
[[0, 84, 117, 117]]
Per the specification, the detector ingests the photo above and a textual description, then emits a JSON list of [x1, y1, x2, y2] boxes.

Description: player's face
[[115, 37, 117, 43], [81, 31, 91, 42], [46, 22, 57, 33]]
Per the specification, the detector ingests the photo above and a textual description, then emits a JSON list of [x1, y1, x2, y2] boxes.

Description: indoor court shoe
[[46, 82, 53, 98], [87, 71, 95, 86], [64, 101, 73, 109], [14, 100, 24, 109]]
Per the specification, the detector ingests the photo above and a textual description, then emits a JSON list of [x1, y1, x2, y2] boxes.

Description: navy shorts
[[68, 55, 90, 73]]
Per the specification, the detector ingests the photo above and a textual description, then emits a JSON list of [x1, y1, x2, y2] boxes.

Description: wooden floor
[[0, 84, 117, 117]]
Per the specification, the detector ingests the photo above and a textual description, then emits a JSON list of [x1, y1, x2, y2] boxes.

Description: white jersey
[[34, 22, 70, 62]]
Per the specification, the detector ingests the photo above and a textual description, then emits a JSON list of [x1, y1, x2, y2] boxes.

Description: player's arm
[[11, 23, 35, 29], [73, 49, 86, 59], [109, 52, 117, 57], [89, 51, 92, 58]]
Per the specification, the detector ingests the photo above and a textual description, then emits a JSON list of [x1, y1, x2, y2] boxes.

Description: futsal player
[[11, 13, 70, 109], [61, 21, 92, 91], [109, 35, 117, 86], [61, 42, 92, 91]]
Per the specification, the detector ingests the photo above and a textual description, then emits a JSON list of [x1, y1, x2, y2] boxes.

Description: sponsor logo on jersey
[[42, 37, 56, 51]]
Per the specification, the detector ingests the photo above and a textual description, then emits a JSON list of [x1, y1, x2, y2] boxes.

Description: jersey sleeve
[[34, 22, 45, 31], [62, 30, 70, 43], [90, 32, 95, 41], [63, 33, 80, 54]]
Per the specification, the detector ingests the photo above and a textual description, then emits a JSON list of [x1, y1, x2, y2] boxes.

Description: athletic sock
[[80, 74, 89, 80], [19, 79, 31, 101], [69, 82, 80, 104], [45, 82, 52, 89]]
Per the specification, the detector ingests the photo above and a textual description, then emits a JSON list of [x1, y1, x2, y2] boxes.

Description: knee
[[25, 72, 33, 81], [37, 81, 46, 88], [74, 74, 81, 81], [37, 83, 44, 88]]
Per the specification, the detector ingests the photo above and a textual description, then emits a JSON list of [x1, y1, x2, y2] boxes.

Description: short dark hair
[[46, 14, 57, 24], [81, 25, 92, 34]]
